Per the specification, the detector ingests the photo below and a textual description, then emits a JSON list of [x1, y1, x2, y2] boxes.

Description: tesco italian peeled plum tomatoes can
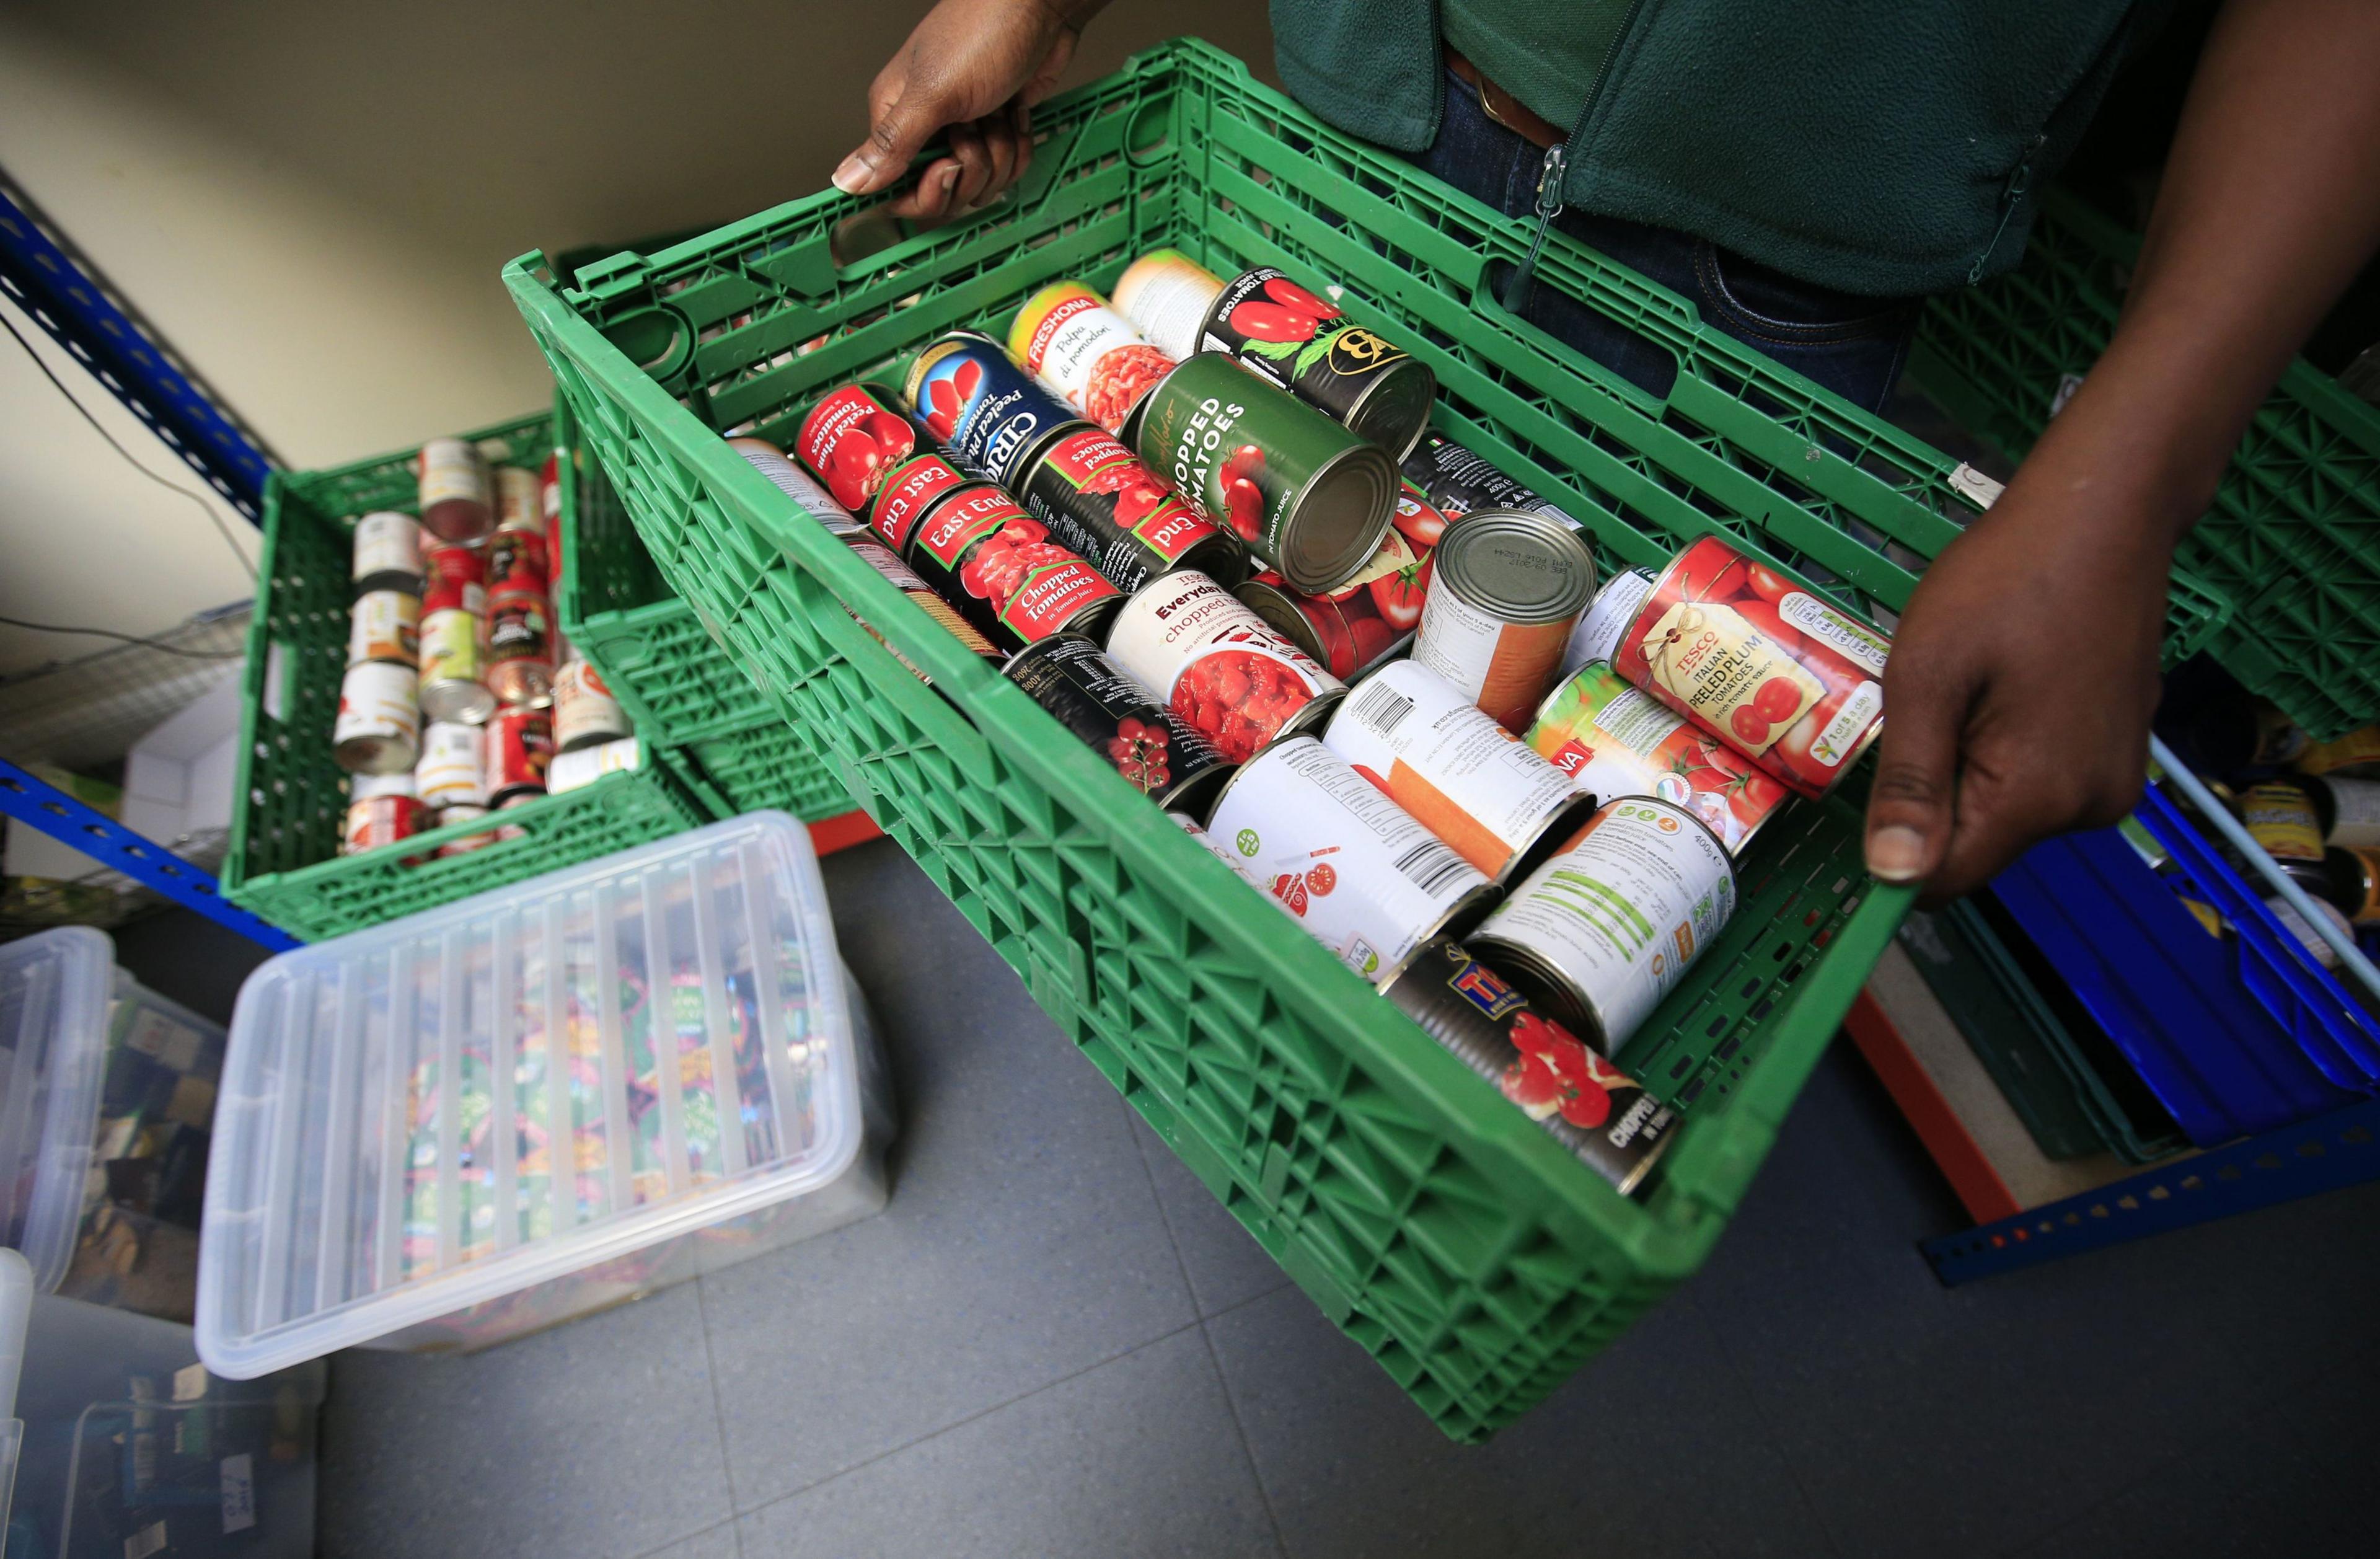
[[1016, 425, 1245, 593], [1104, 569, 1348, 764], [1526, 662, 1789, 857], [1380, 937, 1674, 1195], [1412, 508, 1597, 732], [796, 382, 919, 518], [902, 482, 1121, 654], [1616, 536, 1890, 800], [1199, 268, 1437, 461], [1004, 635, 1234, 816], [1471, 795, 1737, 1054], [1007, 280, 1178, 437], [1205, 736, 1496, 985], [904, 332, 1086, 488], [1132, 352, 1397, 596]]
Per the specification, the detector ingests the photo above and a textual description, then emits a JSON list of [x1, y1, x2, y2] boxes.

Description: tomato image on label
[[1499, 1009, 1621, 1131], [1368, 546, 1432, 632], [1106, 715, 1173, 793], [1178, 649, 1314, 762], [919, 356, 982, 443], [1219, 444, 1267, 541], [798, 385, 919, 513]]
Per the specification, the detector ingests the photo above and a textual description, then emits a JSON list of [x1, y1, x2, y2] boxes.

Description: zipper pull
[[1968, 133, 2048, 286], [1501, 144, 1568, 314]]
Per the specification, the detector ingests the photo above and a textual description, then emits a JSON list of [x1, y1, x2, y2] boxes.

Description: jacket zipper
[[1968, 133, 2048, 286], [1502, 0, 1649, 313]]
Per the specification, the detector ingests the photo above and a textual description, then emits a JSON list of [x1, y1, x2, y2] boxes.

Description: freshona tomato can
[[1008, 280, 1177, 436]]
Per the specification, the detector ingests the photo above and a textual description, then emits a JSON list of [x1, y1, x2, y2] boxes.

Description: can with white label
[[493, 464, 542, 535], [1471, 796, 1737, 1053], [1324, 660, 1595, 886], [332, 660, 420, 775], [1112, 250, 1228, 364], [1204, 735, 1496, 985], [415, 720, 487, 809], [729, 436, 866, 536], [1008, 280, 1178, 437], [552, 656, 630, 752], [1411, 508, 1595, 731], [347, 589, 420, 668], [549, 735, 640, 794], [351, 511, 423, 594], [1559, 567, 1655, 682], [1103, 569, 1347, 764], [416, 437, 492, 543], [1525, 662, 1791, 856]]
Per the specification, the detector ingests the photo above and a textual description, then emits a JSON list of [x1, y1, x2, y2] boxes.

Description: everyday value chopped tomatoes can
[[1103, 568, 1347, 764]]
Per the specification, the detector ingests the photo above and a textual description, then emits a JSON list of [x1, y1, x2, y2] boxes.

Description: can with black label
[[904, 332, 1086, 487], [1401, 434, 1583, 530], [1382, 937, 1675, 1195], [1005, 634, 1235, 816], [1199, 267, 1436, 460], [1016, 424, 1247, 593]]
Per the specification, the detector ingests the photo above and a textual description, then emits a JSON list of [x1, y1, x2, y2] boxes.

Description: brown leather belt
[[1445, 46, 1566, 150]]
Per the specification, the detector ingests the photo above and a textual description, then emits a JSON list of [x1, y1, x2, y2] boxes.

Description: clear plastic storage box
[[196, 811, 892, 1378], [1, 929, 115, 1296]]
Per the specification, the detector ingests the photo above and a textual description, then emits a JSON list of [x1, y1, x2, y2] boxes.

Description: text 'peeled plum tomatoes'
[[796, 382, 919, 516], [1613, 536, 1890, 800]]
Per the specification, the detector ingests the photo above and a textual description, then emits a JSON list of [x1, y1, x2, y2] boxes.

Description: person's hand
[[833, 0, 1096, 223], [1861, 453, 2172, 903]]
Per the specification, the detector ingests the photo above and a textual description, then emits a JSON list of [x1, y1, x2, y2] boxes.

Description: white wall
[[0, 0, 1277, 678]]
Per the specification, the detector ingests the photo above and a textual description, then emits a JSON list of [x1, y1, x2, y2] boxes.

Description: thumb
[[835, 77, 943, 195], [1863, 663, 1965, 886]]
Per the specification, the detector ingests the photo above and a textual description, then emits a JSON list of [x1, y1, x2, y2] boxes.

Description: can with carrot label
[[1526, 663, 1790, 855], [1412, 509, 1595, 731], [348, 589, 420, 668], [1325, 660, 1595, 886], [1008, 281, 1177, 436], [1104, 569, 1346, 763]]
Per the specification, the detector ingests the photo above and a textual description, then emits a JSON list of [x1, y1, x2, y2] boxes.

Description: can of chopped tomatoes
[[865, 451, 971, 553], [352, 511, 423, 595], [729, 435, 865, 536], [1412, 508, 1596, 731], [1205, 736, 1497, 985], [416, 437, 492, 542], [1104, 568, 1347, 762], [902, 482, 1122, 654], [1234, 485, 1438, 679], [343, 785, 426, 856], [1113, 249, 1227, 363], [1325, 659, 1597, 887], [1471, 796, 1736, 1053], [1015, 425, 1246, 592], [333, 660, 420, 775], [1615, 536, 1890, 800], [905, 333, 1086, 487], [485, 526, 547, 598], [1008, 281, 1178, 437], [1199, 268, 1437, 460], [1401, 434, 1584, 531], [1005, 635, 1235, 815], [1527, 662, 1789, 855], [484, 589, 555, 708], [552, 656, 630, 752], [415, 719, 487, 809], [796, 382, 921, 517], [1132, 352, 1397, 595], [347, 588, 420, 668], [1380, 937, 1674, 1195], [483, 706, 554, 805]]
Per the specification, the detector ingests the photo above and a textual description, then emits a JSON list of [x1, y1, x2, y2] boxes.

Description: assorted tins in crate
[[330, 436, 638, 863], [730, 251, 1895, 1196]]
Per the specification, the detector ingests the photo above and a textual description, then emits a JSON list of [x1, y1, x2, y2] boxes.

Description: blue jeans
[[1409, 64, 1921, 413]]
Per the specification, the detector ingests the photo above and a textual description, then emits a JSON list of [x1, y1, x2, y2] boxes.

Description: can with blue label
[[903, 331, 1089, 488]]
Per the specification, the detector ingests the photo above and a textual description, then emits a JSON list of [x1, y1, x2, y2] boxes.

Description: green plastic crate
[[1910, 188, 2380, 740], [498, 38, 1989, 1439], [225, 413, 708, 943]]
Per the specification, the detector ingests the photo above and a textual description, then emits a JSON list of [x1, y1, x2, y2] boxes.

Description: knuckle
[[1868, 762, 1949, 810]]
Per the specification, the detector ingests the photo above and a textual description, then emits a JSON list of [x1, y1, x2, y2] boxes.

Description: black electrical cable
[[0, 612, 242, 660], [0, 303, 260, 581]]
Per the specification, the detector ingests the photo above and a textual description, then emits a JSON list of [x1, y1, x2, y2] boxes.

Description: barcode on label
[[1352, 681, 1416, 738], [1394, 839, 1473, 898]]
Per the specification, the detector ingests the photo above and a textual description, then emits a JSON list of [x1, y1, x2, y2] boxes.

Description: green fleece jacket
[[1267, 0, 2158, 296]]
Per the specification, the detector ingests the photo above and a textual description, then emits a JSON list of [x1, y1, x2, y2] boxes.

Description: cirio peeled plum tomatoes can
[[1016, 425, 1245, 593], [795, 382, 920, 517], [1412, 508, 1596, 731], [1615, 536, 1890, 800], [1004, 635, 1235, 815], [901, 483, 1122, 653], [904, 332, 1086, 487], [1325, 660, 1597, 887], [483, 706, 554, 805], [1133, 352, 1397, 595], [1103, 569, 1347, 764], [1471, 796, 1737, 1053], [1199, 267, 1437, 460], [1205, 736, 1496, 985], [1380, 937, 1675, 1195]]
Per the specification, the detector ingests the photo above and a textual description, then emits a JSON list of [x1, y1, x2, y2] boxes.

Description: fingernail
[[1865, 825, 1927, 883], [938, 164, 960, 190], [831, 153, 871, 194]]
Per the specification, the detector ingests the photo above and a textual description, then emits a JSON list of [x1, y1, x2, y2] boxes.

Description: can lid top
[[1433, 509, 1597, 622], [1279, 443, 1398, 595]]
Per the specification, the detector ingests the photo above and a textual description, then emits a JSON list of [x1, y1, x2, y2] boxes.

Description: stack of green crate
[[225, 413, 708, 943], [553, 395, 857, 823]]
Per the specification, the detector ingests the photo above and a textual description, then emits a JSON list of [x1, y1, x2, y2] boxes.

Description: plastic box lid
[[0, 928, 116, 1293], [196, 811, 864, 1378]]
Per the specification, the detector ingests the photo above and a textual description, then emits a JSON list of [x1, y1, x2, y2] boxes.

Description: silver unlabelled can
[[1411, 508, 1596, 731], [415, 720, 487, 809], [332, 660, 420, 775], [1471, 796, 1737, 1054]]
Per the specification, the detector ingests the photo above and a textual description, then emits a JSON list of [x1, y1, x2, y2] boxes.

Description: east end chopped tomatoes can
[[1103, 568, 1347, 764], [1008, 280, 1177, 437], [1004, 635, 1234, 816], [1527, 662, 1791, 856], [1471, 796, 1737, 1054], [1411, 508, 1597, 731], [904, 333, 1086, 488], [1205, 735, 1497, 986], [795, 382, 920, 517], [1615, 536, 1890, 800], [1016, 425, 1246, 593], [1380, 937, 1674, 1195], [865, 452, 971, 554], [1199, 267, 1436, 461], [901, 482, 1121, 654], [1324, 659, 1597, 888]]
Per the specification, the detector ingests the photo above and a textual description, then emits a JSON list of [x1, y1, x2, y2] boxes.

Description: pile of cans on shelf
[[331, 437, 635, 860], [724, 249, 1892, 1195]]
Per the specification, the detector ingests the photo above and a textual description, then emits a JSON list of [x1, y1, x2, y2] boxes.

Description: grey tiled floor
[[314, 840, 2380, 1559]]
